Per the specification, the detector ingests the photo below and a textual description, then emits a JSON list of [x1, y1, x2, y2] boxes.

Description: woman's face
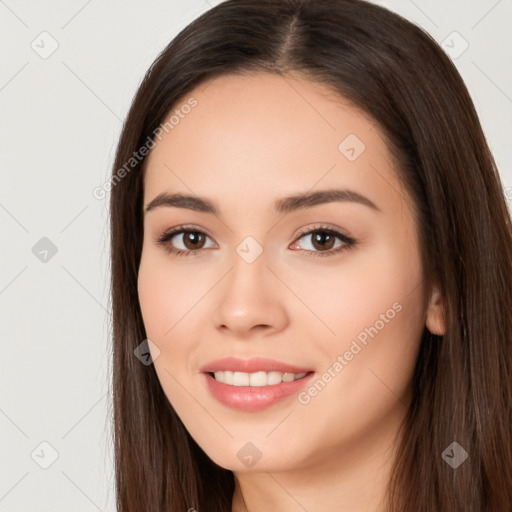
[[137, 72, 432, 473]]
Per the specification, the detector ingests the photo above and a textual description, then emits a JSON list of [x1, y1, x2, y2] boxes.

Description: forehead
[[142, 72, 407, 214]]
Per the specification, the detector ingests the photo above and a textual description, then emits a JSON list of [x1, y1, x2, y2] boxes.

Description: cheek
[[291, 235, 425, 403], [284, 241, 423, 348], [138, 256, 172, 339], [137, 253, 214, 442], [301, 239, 425, 410], [137, 250, 200, 340]]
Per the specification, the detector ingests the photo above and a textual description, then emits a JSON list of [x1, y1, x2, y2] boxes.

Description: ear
[[426, 283, 446, 336]]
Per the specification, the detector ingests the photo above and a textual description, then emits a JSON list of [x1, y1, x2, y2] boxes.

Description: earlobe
[[426, 283, 446, 336]]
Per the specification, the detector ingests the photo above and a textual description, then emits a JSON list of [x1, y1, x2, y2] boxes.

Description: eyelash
[[154, 223, 357, 258]]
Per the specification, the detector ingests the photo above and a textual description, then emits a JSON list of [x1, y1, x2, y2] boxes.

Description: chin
[[196, 438, 304, 474]]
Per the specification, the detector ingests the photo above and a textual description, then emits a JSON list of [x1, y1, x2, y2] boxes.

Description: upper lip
[[200, 357, 313, 374]]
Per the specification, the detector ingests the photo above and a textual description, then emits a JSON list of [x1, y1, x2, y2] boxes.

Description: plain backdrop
[[1, 0, 511, 510]]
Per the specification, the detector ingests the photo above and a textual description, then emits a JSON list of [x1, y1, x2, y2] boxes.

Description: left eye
[[155, 226, 356, 257], [290, 228, 356, 256]]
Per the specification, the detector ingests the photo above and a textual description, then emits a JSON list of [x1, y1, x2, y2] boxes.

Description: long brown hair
[[108, 0, 512, 510]]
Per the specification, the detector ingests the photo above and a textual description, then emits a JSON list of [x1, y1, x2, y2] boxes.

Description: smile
[[211, 370, 307, 386], [203, 369, 314, 411]]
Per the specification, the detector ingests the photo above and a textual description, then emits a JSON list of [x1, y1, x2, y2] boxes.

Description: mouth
[[207, 370, 311, 386], [201, 359, 315, 411]]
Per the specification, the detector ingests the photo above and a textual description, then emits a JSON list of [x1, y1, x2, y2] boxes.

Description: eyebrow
[[144, 188, 381, 215]]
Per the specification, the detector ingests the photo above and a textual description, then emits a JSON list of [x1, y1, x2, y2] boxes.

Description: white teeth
[[267, 371, 283, 385], [249, 371, 268, 387], [233, 371, 250, 386], [212, 370, 308, 386]]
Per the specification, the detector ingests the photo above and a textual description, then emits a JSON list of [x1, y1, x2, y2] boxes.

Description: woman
[[109, 0, 512, 510]]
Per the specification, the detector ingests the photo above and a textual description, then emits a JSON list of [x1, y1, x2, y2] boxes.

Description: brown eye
[[156, 225, 356, 258], [155, 226, 216, 256], [310, 231, 336, 251], [182, 231, 207, 250], [290, 226, 357, 258]]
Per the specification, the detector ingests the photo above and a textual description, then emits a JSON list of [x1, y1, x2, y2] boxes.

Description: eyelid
[[154, 223, 356, 257], [153, 224, 218, 248], [289, 223, 356, 256], [293, 222, 353, 241]]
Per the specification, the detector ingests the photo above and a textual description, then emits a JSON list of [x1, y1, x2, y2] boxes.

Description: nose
[[212, 250, 289, 339]]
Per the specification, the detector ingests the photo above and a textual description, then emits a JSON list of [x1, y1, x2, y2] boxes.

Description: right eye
[[155, 226, 217, 256]]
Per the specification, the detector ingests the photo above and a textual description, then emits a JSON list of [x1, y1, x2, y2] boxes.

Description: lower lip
[[203, 372, 314, 411]]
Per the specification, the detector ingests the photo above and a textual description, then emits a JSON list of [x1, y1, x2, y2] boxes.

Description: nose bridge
[[227, 237, 272, 298], [212, 237, 288, 335], [234, 233, 266, 269]]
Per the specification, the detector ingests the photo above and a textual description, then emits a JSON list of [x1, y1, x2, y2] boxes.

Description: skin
[[137, 71, 445, 512]]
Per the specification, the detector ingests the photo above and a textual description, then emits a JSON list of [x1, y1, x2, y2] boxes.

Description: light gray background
[[1, 0, 511, 510]]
